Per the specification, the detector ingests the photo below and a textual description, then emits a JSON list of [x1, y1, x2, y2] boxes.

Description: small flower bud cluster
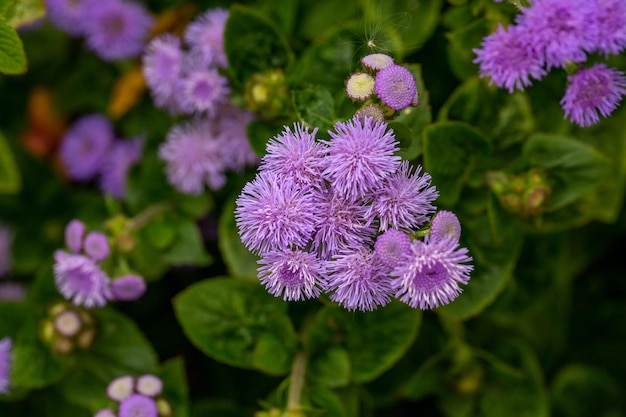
[[58, 114, 144, 200], [244, 69, 291, 118], [53, 219, 147, 308], [0, 337, 11, 394], [345, 53, 418, 119], [473, 0, 626, 127], [95, 374, 171, 417], [39, 302, 96, 355], [236, 116, 473, 311], [486, 169, 552, 218]]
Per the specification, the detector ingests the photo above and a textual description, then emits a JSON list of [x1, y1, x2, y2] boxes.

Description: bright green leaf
[[293, 86, 336, 132], [218, 198, 260, 280], [0, 132, 21, 194], [0, 17, 26, 74], [162, 220, 212, 267]]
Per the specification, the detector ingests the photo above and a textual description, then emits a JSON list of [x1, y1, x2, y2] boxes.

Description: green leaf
[[445, 18, 490, 80], [4, 0, 44, 28], [0, 132, 21, 194], [303, 385, 349, 417], [224, 4, 292, 85], [0, 17, 26, 74], [308, 346, 351, 388], [218, 198, 260, 280], [422, 121, 491, 207], [173, 278, 298, 374], [293, 86, 336, 132], [157, 357, 190, 417], [162, 220, 212, 267], [247, 118, 284, 156]]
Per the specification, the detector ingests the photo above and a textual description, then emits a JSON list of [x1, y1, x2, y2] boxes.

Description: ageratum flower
[[323, 117, 400, 200], [365, 161, 438, 232], [64, 219, 85, 254], [561, 64, 626, 127], [99, 137, 144, 200], [136, 375, 163, 397], [392, 236, 473, 310], [142, 34, 184, 102], [83, 231, 110, 261], [110, 275, 147, 301], [44, 0, 90, 36], [53, 250, 111, 308], [0, 337, 11, 393], [107, 375, 135, 401], [178, 69, 230, 116], [592, 0, 626, 56], [235, 172, 317, 255], [214, 104, 260, 171], [345, 72, 375, 101], [258, 249, 326, 301], [374, 64, 417, 110], [184, 8, 229, 68], [374, 229, 412, 269], [430, 210, 462, 243], [94, 409, 116, 417], [118, 394, 158, 417], [361, 53, 394, 70], [326, 248, 393, 311]]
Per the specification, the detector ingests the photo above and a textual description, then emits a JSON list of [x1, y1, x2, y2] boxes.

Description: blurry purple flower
[[118, 394, 158, 417], [94, 409, 116, 417], [184, 8, 229, 68], [65, 219, 85, 254], [214, 105, 260, 171], [142, 34, 185, 113], [258, 249, 326, 301], [391, 236, 473, 310], [0, 282, 26, 301], [473, 24, 546, 93], [374, 64, 417, 110], [99, 137, 144, 200], [430, 210, 461, 243], [366, 161, 438, 232], [83, 0, 153, 61], [59, 114, 114, 181], [107, 375, 134, 401], [327, 248, 393, 311], [53, 250, 111, 308], [361, 53, 394, 70], [83, 231, 110, 261], [0, 337, 11, 394], [136, 375, 163, 397], [561, 64, 626, 127], [374, 229, 412, 269], [260, 123, 326, 187], [179, 69, 230, 116], [111, 275, 146, 301], [0, 224, 13, 277], [323, 117, 400, 200], [592, 0, 626, 56], [158, 119, 228, 194], [235, 172, 317, 255], [44, 0, 89, 36], [517, 0, 597, 69]]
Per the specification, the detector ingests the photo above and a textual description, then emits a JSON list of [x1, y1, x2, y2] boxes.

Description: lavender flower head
[[65, 219, 85, 254], [179, 69, 230, 116], [323, 117, 400, 200], [44, 0, 90, 36], [84, 231, 110, 261], [561, 64, 626, 127], [136, 375, 163, 397], [111, 274, 146, 301], [258, 249, 326, 301], [0, 224, 13, 277], [59, 114, 114, 181], [392, 236, 473, 310], [361, 53, 394, 70], [142, 34, 185, 108], [0, 337, 11, 393], [214, 105, 260, 171], [327, 248, 393, 311], [260, 123, 326, 187], [184, 8, 229, 68], [53, 250, 111, 308], [99, 137, 144, 200], [374, 64, 417, 110], [83, 0, 153, 61], [107, 375, 134, 401], [430, 210, 461, 243], [374, 229, 412, 269], [473, 24, 546, 93], [118, 394, 158, 417], [592, 0, 626, 56]]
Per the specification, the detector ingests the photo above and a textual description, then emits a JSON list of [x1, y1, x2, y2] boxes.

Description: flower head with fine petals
[[361, 53, 394, 70], [327, 248, 393, 311], [323, 117, 400, 200], [0, 337, 11, 393], [260, 123, 326, 187], [83, 0, 153, 61], [99, 137, 144, 200], [215, 105, 260, 171], [53, 250, 111, 308], [391, 236, 473, 310], [430, 210, 461, 243], [592, 0, 626, 56], [44, 0, 89, 36], [473, 24, 546, 93], [235, 172, 317, 255], [179, 69, 230, 116], [561, 64, 626, 127], [366, 161, 438, 232], [374, 229, 412, 270], [258, 249, 326, 301], [184, 8, 229, 68], [142, 34, 185, 111], [374, 64, 417, 110], [118, 394, 158, 417]]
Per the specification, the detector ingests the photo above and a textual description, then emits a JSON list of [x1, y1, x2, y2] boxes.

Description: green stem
[[285, 352, 307, 413], [125, 202, 173, 231]]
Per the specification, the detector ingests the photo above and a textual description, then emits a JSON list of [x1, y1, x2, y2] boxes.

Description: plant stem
[[285, 352, 306, 413], [126, 201, 173, 231]]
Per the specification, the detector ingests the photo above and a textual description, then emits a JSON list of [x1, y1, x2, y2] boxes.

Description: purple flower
[[158, 119, 228, 194], [179, 69, 230, 116], [473, 24, 546, 93], [111, 275, 146, 301], [310, 187, 376, 260], [0, 224, 13, 277], [258, 249, 326, 301], [64, 219, 85, 254], [235, 172, 317, 255], [44, 0, 89, 36], [184, 8, 229, 68], [374, 229, 412, 269], [391, 236, 473, 310], [430, 210, 461, 243], [592, 0, 626, 56], [361, 53, 394, 70], [260, 123, 326, 187], [59, 114, 114, 181], [214, 104, 260, 171], [0, 337, 11, 393], [326, 248, 393, 311], [136, 375, 163, 397], [83, 0, 153, 61], [94, 409, 116, 417], [53, 250, 111, 308], [374, 64, 417, 110], [142, 34, 185, 108], [99, 137, 144, 200], [118, 394, 158, 417], [517, 0, 597, 69], [323, 117, 400, 200], [107, 375, 134, 401], [561, 64, 626, 127], [365, 161, 438, 232], [84, 231, 110, 261]]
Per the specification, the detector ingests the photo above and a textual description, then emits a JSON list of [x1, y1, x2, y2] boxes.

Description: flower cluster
[[236, 117, 473, 311], [473, 0, 626, 127], [344, 53, 418, 118], [39, 302, 97, 354], [0, 337, 11, 394], [58, 114, 144, 199], [95, 374, 172, 417], [44, 0, 153, 61], [53, 219, 146, 308], [146, 8, 260, 195]]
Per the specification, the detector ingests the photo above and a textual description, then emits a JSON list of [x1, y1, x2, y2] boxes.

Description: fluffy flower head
[[99, 137, 144, 200], [184, 8, 229, 68], [53, 250, 111, 308], [345, 72, 375, 100], [44, 0, 89, 36], [142, 34, 184, 104], [592, 0, 626, 56], [179, 69, 230, 116], [374, 64, 417, 110], [430, 210, 461, 243], [258, 249, 326, 301], [374, 229, 412, 269]]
